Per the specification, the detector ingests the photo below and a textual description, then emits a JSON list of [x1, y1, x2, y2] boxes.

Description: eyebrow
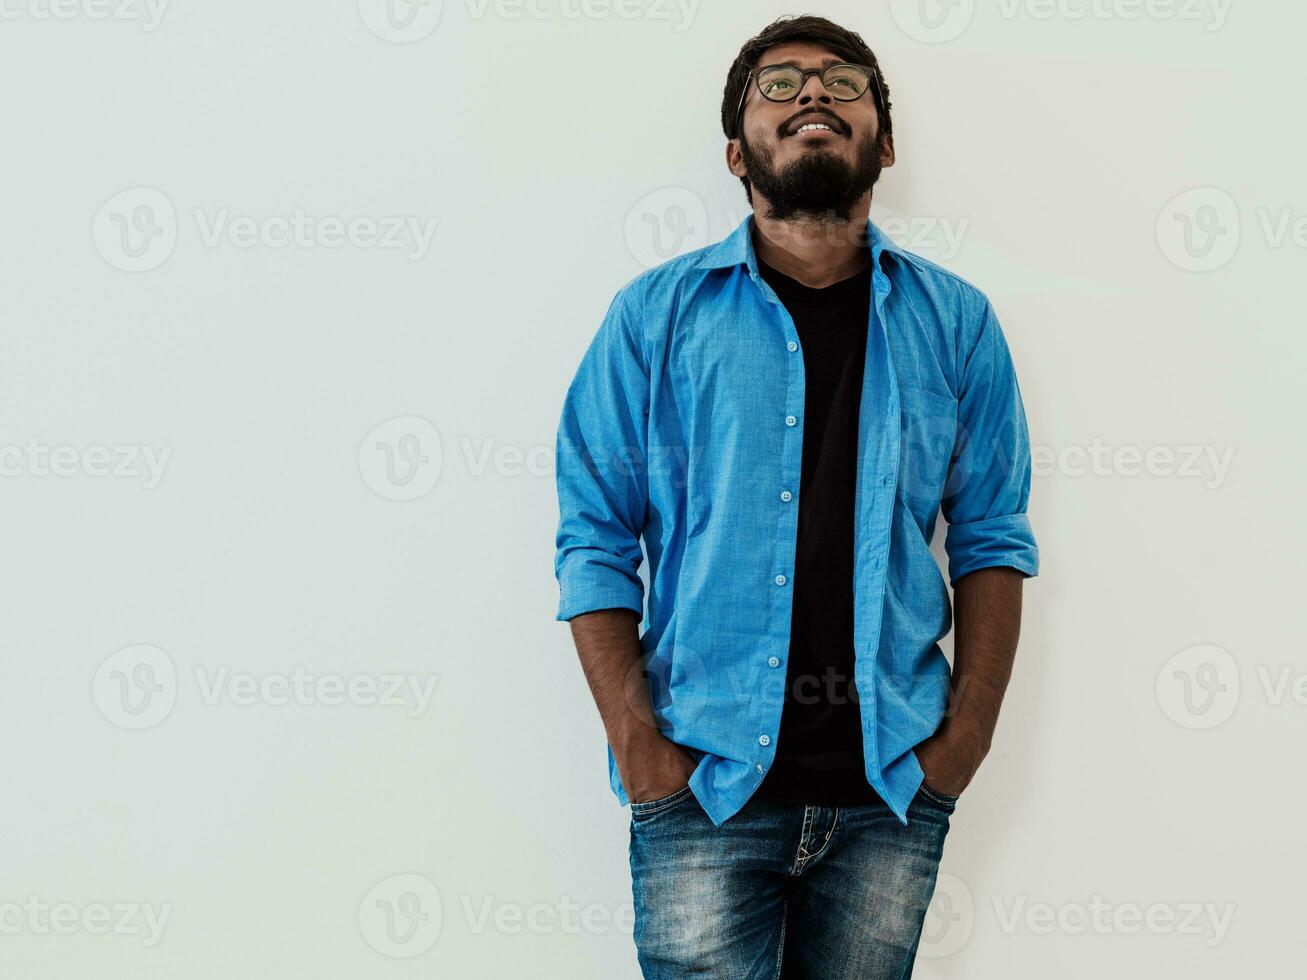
[[767, 57, 844, 70]]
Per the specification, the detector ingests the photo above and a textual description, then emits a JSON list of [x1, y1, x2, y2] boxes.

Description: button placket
[[765, 304, 801, 796]]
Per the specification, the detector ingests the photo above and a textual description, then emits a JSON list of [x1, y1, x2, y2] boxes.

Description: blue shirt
[[554, 214, 1039, 827]]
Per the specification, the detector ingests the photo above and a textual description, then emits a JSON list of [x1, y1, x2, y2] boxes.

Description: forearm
[[569, 608, 696, 801], [940, 565, 1025, 751], [568, 608, 658, 754]]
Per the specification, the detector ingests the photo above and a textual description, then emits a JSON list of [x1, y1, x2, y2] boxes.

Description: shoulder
[[614, 244, 720, 304], [605, 245, 725, 346], [883, 244, 992, 323]]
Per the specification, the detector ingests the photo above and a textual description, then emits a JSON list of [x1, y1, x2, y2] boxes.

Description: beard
[[739, 129, 885, 222]]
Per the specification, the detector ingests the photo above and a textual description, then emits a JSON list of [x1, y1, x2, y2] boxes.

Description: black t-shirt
[[753, 253, 882, 807]]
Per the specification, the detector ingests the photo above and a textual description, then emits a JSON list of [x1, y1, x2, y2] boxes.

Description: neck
[[751, 197, 872, 289]]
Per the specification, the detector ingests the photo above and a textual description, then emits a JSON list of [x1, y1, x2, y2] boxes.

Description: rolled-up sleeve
[[554, 286, 650, 622], [942, 298, 1039, 584]]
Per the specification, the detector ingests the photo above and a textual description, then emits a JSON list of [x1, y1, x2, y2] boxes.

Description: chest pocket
[[897, 383, 958, 520]]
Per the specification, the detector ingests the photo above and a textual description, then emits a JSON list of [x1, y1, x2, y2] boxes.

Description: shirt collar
[[693, 212, 905, 275]]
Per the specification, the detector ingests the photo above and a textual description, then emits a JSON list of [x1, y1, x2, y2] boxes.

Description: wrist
[[935, 718, 991, 766], [610, 718, 667, 758]]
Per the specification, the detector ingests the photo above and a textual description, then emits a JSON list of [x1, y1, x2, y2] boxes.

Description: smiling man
[[554, 15, 1038, 979]]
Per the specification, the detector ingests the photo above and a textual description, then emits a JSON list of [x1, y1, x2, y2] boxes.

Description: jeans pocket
[[629, 784, 694, 820], [917, 781, 960, 809]]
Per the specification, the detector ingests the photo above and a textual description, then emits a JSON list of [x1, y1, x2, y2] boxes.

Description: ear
[[726, 139, 747, 179], [879, 133, 896, 169]]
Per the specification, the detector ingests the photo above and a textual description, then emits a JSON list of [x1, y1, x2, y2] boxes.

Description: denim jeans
[[628, 782, 956, 979]]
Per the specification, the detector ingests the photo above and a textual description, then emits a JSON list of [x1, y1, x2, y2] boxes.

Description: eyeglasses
[[733, 63, 883, 135]]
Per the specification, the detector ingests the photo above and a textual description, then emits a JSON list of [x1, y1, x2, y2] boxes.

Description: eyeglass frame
[[732, 62, 885, 138]]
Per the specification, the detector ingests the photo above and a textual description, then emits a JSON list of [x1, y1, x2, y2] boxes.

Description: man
[[553, 14, 1038, 979]]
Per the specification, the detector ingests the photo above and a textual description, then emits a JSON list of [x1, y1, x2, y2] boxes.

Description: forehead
[[754, 41, 844, 70]]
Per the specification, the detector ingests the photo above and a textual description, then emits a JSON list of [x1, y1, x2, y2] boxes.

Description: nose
[[796, 73, 835, 107]]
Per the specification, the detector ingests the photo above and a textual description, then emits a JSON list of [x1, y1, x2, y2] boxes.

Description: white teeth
[[796, 123, 833, 133]]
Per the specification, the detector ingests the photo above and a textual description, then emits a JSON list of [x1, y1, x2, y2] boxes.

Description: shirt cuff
[[556, 554, 645, 622], [944, 513, 1039, 584]]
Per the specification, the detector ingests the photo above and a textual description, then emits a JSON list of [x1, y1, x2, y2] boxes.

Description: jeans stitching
[[918, 783, 959, 807], [790, 805, 815, 875], [804, 807, 839, 864], [773, 903, 788, 980], [630, 784, 692, 818]]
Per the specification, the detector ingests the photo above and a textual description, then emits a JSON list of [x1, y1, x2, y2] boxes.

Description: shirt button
[[774, 574, 787, 586], [780, 490, 792, 502], [787, 341, 798, 352], [882, 474, 894, 487], [756, 764, 766, 774], [758, 734, 771, 747], [768, 656, 781, 668], [785, 415, 797, 427]]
